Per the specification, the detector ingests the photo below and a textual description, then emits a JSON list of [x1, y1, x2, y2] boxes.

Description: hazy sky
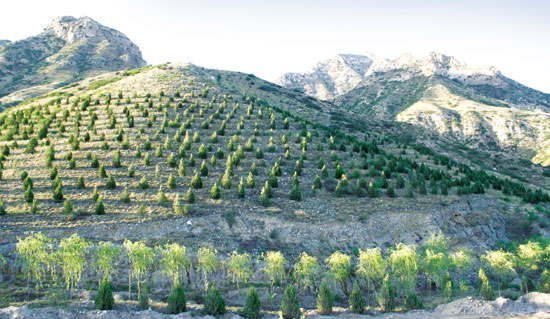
[[2, 0, 549, 92]]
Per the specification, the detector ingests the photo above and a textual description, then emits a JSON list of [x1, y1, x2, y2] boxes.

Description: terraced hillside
[[1, 63, 549, 314]]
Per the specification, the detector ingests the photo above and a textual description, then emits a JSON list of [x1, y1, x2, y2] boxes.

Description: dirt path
[[2, 293, 550, 319]]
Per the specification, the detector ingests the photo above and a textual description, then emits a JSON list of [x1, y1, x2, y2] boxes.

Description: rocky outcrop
[[275, 54, 376, 100], [0, 16, 146, 106]]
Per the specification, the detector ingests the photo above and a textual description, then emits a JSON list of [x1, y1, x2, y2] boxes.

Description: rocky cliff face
[[0, 16, 146, 106]]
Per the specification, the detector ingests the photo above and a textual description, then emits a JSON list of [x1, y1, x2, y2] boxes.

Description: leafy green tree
[[422, 249, 450, 290], [516, 241, 544, 275], [16, 232, 55, 291], [158, 243, 190, 288], [226, 251, 253, 291], [58, 234, 91, 292], [348, 280, 365, 313], [317, 280, 333, 315], [389, 243, 418, 298], [167, 283, 187, 314], [481, 250, 515, 296], [94, 241, 122, 282], [326, 251, 352, 295], [356, 248, 385, 305], [280, 284, 301, 319], [204, 285, 226, 316], [262, 251, 287, 291], [293, 252, 319, 293], [241, 287, 261, 319], [197, 247, 218, 292], [124, 240, 155, 300], [450, 248, 474, 291]]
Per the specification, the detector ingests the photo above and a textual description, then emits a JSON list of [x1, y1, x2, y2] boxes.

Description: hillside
[[0, 63, 549, 315], [0, 16, 146, 107]]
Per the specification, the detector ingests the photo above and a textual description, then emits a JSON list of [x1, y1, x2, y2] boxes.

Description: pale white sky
[[2, 0, 549, 93]]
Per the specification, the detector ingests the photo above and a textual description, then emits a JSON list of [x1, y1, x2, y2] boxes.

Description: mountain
[[278, 53, 550, 166], [0, 16, 146, 107]]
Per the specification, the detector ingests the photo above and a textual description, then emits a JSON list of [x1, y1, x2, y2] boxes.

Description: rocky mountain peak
[[0, 16, 146, 106], [275, 53, 376, 100], [45, 16, 106, 43]]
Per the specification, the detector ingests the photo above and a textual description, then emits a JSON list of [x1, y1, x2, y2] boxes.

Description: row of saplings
[[12, 232, 550, 318]]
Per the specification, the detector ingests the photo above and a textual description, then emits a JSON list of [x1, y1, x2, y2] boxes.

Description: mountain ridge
[[0, 16, 146, 107]]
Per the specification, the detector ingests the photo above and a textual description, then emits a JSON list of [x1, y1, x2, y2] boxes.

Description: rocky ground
[[1, 293, 550, 319]]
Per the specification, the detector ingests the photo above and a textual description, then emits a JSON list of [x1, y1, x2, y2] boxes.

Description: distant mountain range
[[0, 16, 146, 106], [277, 53, 550, 165]]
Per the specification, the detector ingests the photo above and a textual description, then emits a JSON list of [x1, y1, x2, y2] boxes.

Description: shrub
[[538, 269, 550, 293], [98, 164, 107, 178], [139, 291, 149, 310], [317, 281, 333, 315], [121, 187, 131, 203], [290, 184, 302, 201], [106, 175, 117, 189], [95, 197, 105, 215], [167, 283, 187, 314], [138, 176, 149, 189], [204, 286, 226, 316], [167, 174, 177, 189], [378, 274, 395, 312], [156, 186, 168, 203], [238, 177, 245, 198], [280, 285, 301, 319], [211, 183, 221, 199], [24, 186, 34, 203], [186, 188, 195, 204], [259, 187, 270, 207], [405, 292, 423, 310], [53, 184, 64, 201], [0, 198, 5, 215], [246, 172, 255, 188], [241, 287, 261, 319], [94, 280, 114, 310], [191, 173, 203, 189], [62, 199, 74, 214], [349, 280, 364, 313], [200, 161, 209, 176], [221, 172, 231, 189], [479, 268, 494, 301]]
